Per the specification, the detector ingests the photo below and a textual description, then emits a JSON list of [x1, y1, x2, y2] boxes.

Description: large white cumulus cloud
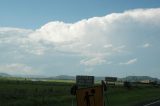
[[0, 7, 160, 74], [30, 8, 160, 43], [29, 8, 160, 66]]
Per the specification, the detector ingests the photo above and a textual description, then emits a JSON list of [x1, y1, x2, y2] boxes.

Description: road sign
[[76, 86, 104, 106], [105, 77, 117, 82], [76, 76, 94, 87]]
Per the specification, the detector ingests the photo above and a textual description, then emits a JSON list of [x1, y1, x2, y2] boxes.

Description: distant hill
[[0, 73, 159, 83], [46, 75, 105, 81], [0, 73, 11, 77], [54, 75, 75, 80], [119, 76, 159, 82], [50, 76, 160, 82]]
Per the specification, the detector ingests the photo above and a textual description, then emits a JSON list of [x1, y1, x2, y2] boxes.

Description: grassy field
[[106, 86, 160, 106], [0, 79, 160, 106]]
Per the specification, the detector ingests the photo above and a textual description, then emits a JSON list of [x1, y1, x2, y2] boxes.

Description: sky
[[0, 0, 160, 78]]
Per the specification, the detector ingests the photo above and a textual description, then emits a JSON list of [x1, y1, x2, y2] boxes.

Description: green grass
[[0, 79, 160, 106], [0, 79, 75, 106], [47, 79, 75, 83], [106, 86, 160, 106]]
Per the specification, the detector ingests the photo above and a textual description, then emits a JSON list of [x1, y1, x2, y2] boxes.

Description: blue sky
[[0, 0, 160, 78], [0, 0, 160, 29]]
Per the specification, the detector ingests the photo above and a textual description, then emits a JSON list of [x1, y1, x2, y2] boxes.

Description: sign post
[[76, 86, 104, 106], [105, 77, 117, 82], [71, 75, 106, 106], [76, 75, 94, 88], [105, 77, 117, 85]]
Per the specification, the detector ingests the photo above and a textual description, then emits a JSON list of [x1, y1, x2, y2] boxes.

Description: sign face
[[76, 86, 104, 106], [105, 77, 117, 82], [76, 76, 94, 87]]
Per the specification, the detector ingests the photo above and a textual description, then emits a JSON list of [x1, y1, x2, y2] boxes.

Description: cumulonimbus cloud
[[0, 8, 160, 68], [28, 8, 160, 66]]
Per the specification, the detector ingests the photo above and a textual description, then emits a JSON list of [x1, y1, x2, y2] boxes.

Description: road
[[135, 100, 160, 106], [143, 100, 160, 106]]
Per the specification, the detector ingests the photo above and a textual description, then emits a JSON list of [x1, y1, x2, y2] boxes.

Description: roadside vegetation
[[0, 78, 160, 106]]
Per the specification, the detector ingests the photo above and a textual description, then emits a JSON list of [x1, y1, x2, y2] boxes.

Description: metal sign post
[[105, 77, 117, 86], [71, 76, 107, 106], [76, 86, 104, 106], [105, 77, 117, 82], [76, 75, 94, 88]]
